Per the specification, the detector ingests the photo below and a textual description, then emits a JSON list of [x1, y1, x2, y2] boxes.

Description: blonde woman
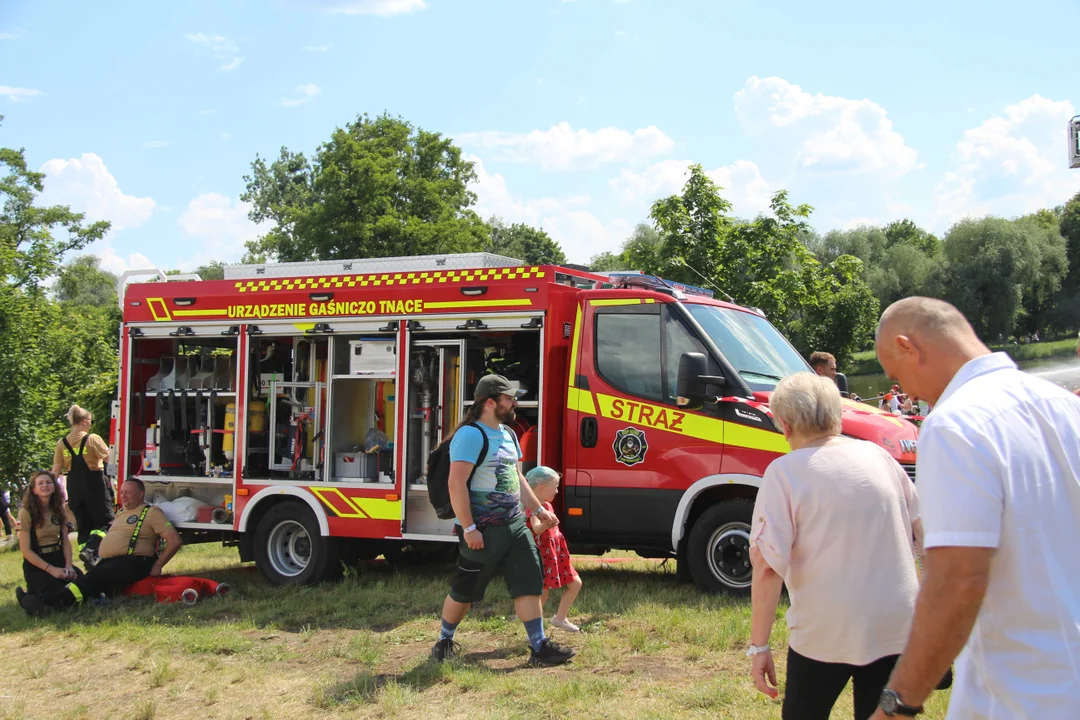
[[52, 405, 114, 565], [748, 372, 923, 720]]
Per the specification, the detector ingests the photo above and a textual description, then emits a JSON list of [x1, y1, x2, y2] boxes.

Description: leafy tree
[[194, 260, 226, 281], [0, 122, 113, 487], [55, 254, 117, 306], [589, 251, 627, 272], [486, 217, 567, 265], [884, 219, 940, 256], [648, 164, 878, 365], [242, 113, 489, 262], [941, 217, 1066, 340]]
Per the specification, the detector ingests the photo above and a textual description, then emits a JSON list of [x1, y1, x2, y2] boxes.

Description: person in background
[[524, 467, 583, 633], [808, 351, 837, 380], [749, 372, 923, 720], [52, 404, 114, 566], [18, 478, 181, 616], [872, 297, 1080, 719], [0, 486, 16, 541], [14, 471, 79, 607]]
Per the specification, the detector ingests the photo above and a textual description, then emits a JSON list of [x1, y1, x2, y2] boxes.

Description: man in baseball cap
[[431, 375, 575, 667]]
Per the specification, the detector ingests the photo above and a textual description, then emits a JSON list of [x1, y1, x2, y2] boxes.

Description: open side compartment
[[401, 318, 544, 538], [126, 325, 240, 484]]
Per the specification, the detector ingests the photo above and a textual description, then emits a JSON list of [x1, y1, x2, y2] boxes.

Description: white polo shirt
[[917, 352, 1080, 719]]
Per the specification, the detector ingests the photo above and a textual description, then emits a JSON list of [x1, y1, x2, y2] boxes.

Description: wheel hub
[[707, 523, 752, 589], [267, 519, 312, 578]]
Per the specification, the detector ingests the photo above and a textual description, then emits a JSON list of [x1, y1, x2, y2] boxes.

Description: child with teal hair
[[525, 466, 583, 632]]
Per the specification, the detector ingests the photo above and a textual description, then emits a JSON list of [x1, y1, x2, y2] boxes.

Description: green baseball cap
[[474, 374, 526, 400]]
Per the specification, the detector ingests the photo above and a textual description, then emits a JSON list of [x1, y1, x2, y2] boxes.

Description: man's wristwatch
[[879, 688, 922, 716]]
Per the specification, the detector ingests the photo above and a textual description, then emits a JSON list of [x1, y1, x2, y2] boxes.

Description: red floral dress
[[526, 501, 579, 590]]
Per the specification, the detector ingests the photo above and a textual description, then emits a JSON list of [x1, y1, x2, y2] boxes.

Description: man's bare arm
[[887, 546, 992, 706], [151, 527, 183, 576]]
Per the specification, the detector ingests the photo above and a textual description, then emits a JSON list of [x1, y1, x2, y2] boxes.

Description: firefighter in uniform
[[15, 470, 80, 604], [18, 478, 182, 616], [52, 404, 115, 565]]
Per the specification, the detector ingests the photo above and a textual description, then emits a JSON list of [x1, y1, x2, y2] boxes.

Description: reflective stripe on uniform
[[128, 506, 152, 556], [90, 529, 107, 538], [67, 583, 84, 604]]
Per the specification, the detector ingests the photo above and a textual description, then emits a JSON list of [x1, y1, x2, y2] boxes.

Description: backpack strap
[[128, 505, 152, 556], [464, 423, 489, 489]]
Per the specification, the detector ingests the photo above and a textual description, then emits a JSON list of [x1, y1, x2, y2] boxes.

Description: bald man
[[869, 297, 1080, 720]]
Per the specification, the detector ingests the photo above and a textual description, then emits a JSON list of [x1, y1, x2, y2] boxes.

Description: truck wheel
[[687, 499, 755, 595], [254, 501, 339, 586]]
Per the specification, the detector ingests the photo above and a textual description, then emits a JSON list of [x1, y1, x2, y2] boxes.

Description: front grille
[[900, 463, 916, 483]]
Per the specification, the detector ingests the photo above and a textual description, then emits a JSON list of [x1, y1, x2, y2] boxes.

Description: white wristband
[[463, 524, 477, 534], [746, 644, 771, 657]]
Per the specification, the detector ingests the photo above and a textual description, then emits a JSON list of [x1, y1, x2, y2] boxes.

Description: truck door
[[563, 293, 725, 549]]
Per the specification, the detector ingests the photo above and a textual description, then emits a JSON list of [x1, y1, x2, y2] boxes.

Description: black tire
[[687, 499, 755, 595], [253, 501, 340, 586]]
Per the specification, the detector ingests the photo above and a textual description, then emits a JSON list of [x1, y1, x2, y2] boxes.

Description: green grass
[[0, 540, 951, 719], [846, 337, 1078, 376]]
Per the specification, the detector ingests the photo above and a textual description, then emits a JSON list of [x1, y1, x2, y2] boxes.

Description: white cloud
[[0, 86, 42, 102], [143, 140, 169, 149], [934, 94, 1080, 227], [185, 32, 238, 55], [469, 155, 629, 262], [734, 76, 917, 175], [304, 44, 333, 52], [281, 83, 321, 107], [178, 193, 269, 263], [186, 32, 242, 72], [458, 122, 675, 171], [281, 0, 426, 16], [95, 245, 156, 276], [39, 153, 155, 231], [610, 158, 774, 218], [216, 57, 244, 72]]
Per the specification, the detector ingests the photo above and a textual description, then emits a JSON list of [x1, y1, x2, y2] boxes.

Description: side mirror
[[835, 372, 850, 395], [677, 352, 726, 408]]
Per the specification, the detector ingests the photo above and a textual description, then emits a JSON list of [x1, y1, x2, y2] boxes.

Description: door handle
[[580, 417, 598, 448]]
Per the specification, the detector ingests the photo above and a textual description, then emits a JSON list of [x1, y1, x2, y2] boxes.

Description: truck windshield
[[685, 304, 810, 390]]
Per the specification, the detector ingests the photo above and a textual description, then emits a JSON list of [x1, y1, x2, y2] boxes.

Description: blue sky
[[2, 0, 1078, 273]]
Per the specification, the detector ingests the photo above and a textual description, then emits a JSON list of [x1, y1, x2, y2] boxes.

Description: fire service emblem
[[613, 427, 648, 467]]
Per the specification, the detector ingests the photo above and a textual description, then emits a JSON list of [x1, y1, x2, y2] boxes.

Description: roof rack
[[223, 252, 524, 280]]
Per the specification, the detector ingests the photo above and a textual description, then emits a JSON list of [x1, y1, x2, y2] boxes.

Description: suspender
[[128, 505, 152, 556], [62, 434, 90, 458]]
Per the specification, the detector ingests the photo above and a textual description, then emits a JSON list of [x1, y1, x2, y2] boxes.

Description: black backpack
[[427, 423, 488, 520]]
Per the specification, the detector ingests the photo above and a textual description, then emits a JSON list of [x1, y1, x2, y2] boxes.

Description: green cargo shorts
[[449, 515, 544, 603]]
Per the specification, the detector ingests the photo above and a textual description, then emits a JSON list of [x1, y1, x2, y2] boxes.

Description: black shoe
[[431, 637, 460, 662], [529, 638, 576, 667], [18, 591, 48, 618]]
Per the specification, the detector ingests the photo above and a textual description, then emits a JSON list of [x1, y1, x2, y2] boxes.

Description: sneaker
[[90, 593, 108, 607], [79, 548, 99, 568], [529, 638, 576, 667], [431, 637, 460, 662], [549, 616, 580, 633]]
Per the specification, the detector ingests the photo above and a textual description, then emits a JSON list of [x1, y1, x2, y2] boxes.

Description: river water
[[848, 356, 1080, 403]]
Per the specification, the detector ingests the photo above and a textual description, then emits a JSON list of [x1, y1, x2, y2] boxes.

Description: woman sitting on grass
[[15, 470, 80, 606], [748, 372, 924, 720]]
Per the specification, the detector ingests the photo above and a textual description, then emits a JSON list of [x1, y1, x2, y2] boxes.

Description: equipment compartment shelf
[[137, 391, 236, 397], [135, 475, 234, 485], [174, 522, 235, 530]]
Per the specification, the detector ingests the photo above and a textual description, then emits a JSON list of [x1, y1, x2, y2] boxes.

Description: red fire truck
[[109, 253, 918, 594]]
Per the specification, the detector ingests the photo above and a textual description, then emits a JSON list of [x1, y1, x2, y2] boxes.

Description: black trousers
[[67, 469, 114, 552], [782, 647, 898, 720], [23, 549, 84, 596], [0, 498, 11, 536], [41, 555, 154, 607]]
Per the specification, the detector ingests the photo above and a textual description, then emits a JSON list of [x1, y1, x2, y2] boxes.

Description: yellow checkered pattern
[[234, 267, 546, 293]]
